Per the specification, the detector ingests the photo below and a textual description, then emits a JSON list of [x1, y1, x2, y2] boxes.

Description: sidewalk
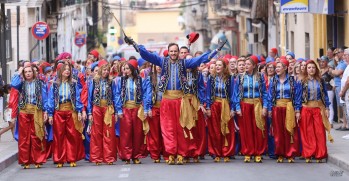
[[0, 129, 17, 172], [0, 123, 348, 172], [328, 123, 349, 172]]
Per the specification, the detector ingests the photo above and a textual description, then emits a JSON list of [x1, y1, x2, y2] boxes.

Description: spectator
[[320, 56, 334, 127], [330, 46, 348, 130]]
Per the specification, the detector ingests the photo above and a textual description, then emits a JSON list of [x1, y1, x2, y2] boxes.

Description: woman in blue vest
[[146, 65, 164, 163], [87, 60, 117, 165], [114, 60, 152, 164], [11, 64, 48, 169], [205, 59, 235, 162], [299, 60, 333, 163], [267, 58, 302, 163], [233, 55, 268, 163], [47, 62, 85, 168]]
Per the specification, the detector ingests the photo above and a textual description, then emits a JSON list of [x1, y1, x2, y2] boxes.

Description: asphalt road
[[0, 157, 348, 181]]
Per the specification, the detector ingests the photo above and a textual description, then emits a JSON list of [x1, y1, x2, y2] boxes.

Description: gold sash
[[124, 101, 149, 144], [276, 99, 296, 143], [20, 104, 45, 150], [215, 97, 231, 146], [100, 99, 115, 137], [242, 98, 265, 137], [180, 94, 200, 139], [59, 102, 84, 140], [302, 100, 334, 143], [154, 101, 161, 108], [163, 90, 183, 99]]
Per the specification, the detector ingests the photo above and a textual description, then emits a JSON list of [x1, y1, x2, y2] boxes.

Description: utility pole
[[17, 6, 19, 69]]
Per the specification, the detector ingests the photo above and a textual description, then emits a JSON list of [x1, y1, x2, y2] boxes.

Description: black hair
[[168, 43, 179, 51], [129, 56, 137, 60], [126, 63, 139, 80], [180, 46, 189, 51]]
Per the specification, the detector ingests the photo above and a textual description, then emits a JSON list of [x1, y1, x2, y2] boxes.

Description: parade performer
[[299, 60, 333, 163], [47, 63, 85, 168], [114, 60, 152, 164], [267, 59, 301, 163], [87, 60, 117, 165], [233, 55, 268, 163], [205, 59, 235, 162], [129, 38, 224, 165], [183, 53, 201, 163], [147, 65, 164, 163], [264, 58, 276, 159], [81, 61, 98, 161], [11, 64, 48, 169]]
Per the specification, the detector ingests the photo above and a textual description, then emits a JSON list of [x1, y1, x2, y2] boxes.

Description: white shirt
[[341, 65, 349, 103]]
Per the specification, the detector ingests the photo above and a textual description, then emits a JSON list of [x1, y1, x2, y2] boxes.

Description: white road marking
[[121, 167, 130, 172], [118, 173, 129, 178]]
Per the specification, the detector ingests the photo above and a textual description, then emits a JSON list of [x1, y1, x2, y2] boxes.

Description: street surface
[[0, 157, 348, 181]]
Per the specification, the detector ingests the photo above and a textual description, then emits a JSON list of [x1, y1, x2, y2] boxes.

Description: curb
[[0, 152, 18, 173], [328, 154, 349, 172]]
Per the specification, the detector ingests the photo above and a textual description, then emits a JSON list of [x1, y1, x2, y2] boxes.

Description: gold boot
[[224, 157, 230, 163], [176, 155, 184, 165], [168, 155, 175, 165], [276, 156, 283, 163], [107, 162, 113, 165], [96, 162, 101, 166], [153, 159, 160, 163], [133, 158, 141, 164], [244, 156, 251, 163], [305, 158, 311, 163], [23, 164, 30, 169], [214, 157, 221, 162], [288, 158, 294, 163], [316, 159, 322, 163], [70, 162, 77, 167], [34, 164, 41, 168], [56, 163, 63, 168], [193, 157, 200, 163], [125, 160, 131, 164], [255, 156, 262, 163]]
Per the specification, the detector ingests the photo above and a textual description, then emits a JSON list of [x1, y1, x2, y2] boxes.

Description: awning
[[210, 31, 231, 51]]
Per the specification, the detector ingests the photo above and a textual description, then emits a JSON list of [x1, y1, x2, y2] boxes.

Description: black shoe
[[339, 127, 349, 131], [335, 126, 344, 130]]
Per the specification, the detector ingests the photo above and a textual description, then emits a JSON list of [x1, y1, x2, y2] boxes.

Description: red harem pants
[[147, 106, 163, 160], [160, 97, 190, 156], [119, 107, 146, 160], [195, 109, 207, 157], [272, 106, 300, 158], [300, 107, 328, 159], [18, 113, 46, 165], [207, 101, 235, 157], [53, 110, 85, 163], [238, 101, 267, 156], [90, 105, 117, 163]]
